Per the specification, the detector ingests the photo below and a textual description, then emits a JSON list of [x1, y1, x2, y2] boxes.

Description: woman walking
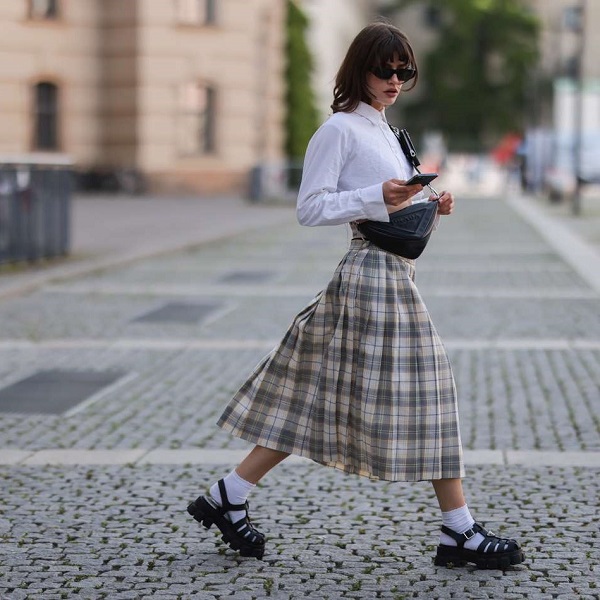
[[187, 22, 524, 570]]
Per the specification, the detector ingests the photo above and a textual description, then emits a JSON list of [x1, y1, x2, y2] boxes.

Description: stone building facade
[[0, 0, 286, 194]]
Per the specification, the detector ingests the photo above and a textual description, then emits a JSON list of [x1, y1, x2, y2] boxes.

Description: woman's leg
[[431, 478, 466, 512], [430, 478, 524, 568], [235, 445, 290, 484], [187, 445, 290, 558], [207, 445, 289, 511]]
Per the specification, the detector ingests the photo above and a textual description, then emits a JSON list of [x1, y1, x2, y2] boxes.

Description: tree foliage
[[284, 0, 319, 160], [393, 0, 540, 150]]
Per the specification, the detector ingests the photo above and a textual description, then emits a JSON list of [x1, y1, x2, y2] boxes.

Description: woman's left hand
[[431, 191, 454, 215]]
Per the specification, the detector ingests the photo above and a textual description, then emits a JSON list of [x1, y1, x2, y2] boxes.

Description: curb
[[505, 194, 600, 294], [1, 448, 599, 468]]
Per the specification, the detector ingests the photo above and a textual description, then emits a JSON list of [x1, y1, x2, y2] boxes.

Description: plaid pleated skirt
[[218, 238, 465, 482]]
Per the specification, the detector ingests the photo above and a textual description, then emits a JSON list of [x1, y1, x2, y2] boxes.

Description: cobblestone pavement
[[0, 196, 599, 598]]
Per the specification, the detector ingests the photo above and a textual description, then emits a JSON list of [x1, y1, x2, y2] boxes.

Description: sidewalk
[[523, 186, 600, 254], [0, 190, 599, 599], [0, 193, 297, 299], [439, 157, 600, 293]]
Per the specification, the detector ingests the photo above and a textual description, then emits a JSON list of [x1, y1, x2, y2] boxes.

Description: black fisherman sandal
[[434, 522, 524, 570], [187, 479, 266, 559]]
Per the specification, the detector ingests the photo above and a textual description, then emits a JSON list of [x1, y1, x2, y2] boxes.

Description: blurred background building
[[0, 0, 285, 194], [0, 0, 598, 198]]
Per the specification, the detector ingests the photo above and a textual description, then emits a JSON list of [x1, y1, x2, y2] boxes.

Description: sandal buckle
[[462, 527, 476, 540]]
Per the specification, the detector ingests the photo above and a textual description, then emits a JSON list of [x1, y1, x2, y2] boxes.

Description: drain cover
[[218, 271, 275, 284], [0, 370, 126, 415], [132, 301, 222, 324]]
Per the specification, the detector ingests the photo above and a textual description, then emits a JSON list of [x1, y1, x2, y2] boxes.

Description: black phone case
[[405, 173, 438, 185]]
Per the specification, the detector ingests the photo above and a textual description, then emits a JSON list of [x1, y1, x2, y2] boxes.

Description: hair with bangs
[[331, 22, 418, 114]]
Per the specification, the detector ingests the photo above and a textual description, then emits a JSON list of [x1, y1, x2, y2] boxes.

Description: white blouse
[[296, 101, 427, 227]]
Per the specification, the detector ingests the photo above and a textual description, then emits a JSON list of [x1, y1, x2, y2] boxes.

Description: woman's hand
[[432, 190, 454, 215], [382, 179, 423, 214]]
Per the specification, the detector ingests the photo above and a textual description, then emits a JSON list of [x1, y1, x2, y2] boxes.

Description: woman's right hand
[[382, 179, 424, 214]]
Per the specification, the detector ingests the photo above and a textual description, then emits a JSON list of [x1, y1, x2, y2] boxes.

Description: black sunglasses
[[370, 66, 416, 82]]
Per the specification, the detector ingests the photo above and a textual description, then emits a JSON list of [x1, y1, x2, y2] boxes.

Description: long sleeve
[[296, 123, 390, 227]]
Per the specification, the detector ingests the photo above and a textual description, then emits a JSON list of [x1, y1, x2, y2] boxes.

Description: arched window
[[34, 82, 59, 150]]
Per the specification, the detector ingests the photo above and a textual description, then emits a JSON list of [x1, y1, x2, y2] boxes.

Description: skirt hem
[[218, 421, 466, 483]]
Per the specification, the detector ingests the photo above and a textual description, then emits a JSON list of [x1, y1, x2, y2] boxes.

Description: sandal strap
[[214, 478, 264, 544], [230, 515, 263, 543], [217, 479, 248, 512], [472, 523, 517, 554], [440, 524, 478, 548], [441, 522, 518, 553]]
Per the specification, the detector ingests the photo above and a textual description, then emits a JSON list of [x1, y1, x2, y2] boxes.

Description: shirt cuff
[[361, 183, 389, 222]]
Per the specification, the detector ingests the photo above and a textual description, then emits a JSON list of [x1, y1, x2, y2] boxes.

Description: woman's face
[[366, 53, 413, 111]]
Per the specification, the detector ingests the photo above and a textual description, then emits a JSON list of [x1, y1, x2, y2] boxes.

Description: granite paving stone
[[1, 463, 595, 597]]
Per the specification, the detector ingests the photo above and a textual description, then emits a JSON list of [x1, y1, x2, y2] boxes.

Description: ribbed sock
[[439, 504, 486, 551], [209, 470, 255, 524]]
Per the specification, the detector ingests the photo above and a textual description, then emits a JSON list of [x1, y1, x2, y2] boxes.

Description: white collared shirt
[[296, 101, 427, 227]]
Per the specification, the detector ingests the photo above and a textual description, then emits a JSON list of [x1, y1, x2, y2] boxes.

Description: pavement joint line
[[45, 283, 324, 297], [1, 338, 600, 351], [1, 448, 599, 467], [506, 193, 600, 294], [427, 288, 598, 298], [419, 246, 563, 255], [42, 282, 599, 299], [0, 338, 279, 350], [417, 264, 571, 272], [94, 262, 573, 273]]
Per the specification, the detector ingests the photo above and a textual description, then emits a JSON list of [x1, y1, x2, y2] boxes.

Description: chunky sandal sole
[[434, 544, 525, 569], [187, 497, 265, 559]]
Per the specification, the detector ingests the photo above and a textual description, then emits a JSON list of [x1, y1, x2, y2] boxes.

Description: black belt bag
[[357, 199, 438, 259], [357, 125, 439, 259]]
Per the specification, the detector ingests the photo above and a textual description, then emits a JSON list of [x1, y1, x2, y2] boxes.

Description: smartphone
[[405, 173, 438, 186]]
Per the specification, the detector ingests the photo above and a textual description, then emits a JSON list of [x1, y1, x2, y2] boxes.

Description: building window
[[34, 82, 59, 150], [177, 0, 216, 25], [29, 0, 59, 19], [176, 83, 216, 156]]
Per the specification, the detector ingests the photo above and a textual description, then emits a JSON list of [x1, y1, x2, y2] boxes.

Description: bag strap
[[388, 125, 421, 173], [389, 124, 440, 199]]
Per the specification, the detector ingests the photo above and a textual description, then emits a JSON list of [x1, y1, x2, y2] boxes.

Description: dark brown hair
[[331, 22, 418, 114]]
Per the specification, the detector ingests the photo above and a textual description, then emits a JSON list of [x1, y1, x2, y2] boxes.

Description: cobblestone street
[[0, 195, 599, 599]]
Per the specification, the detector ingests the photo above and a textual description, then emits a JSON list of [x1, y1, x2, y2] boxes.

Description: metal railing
[[0, 155, 73, 266]]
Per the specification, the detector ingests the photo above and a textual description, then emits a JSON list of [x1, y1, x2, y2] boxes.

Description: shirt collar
[[354, 101, 387, 125]]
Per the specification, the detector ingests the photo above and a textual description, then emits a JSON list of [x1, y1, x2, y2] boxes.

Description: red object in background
[[491, 133, 522, 165]]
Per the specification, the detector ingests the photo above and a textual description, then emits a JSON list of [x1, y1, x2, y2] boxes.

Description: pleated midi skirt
[[218, 238, 465, 482]]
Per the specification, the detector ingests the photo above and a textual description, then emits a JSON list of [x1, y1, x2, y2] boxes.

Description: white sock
[[209, 470, 255, 524], [439, 505, 486, 551]]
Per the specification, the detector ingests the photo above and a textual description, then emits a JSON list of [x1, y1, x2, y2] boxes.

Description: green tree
[[285, 0, 319, 160], [393, 0, 540, 150]]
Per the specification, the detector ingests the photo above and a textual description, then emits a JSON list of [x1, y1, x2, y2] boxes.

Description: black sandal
[[187, 479, 266, 559], [434, 522, 524, 569]]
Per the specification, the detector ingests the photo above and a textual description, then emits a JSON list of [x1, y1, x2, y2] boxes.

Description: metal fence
[[0, 156, 73, 266]]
